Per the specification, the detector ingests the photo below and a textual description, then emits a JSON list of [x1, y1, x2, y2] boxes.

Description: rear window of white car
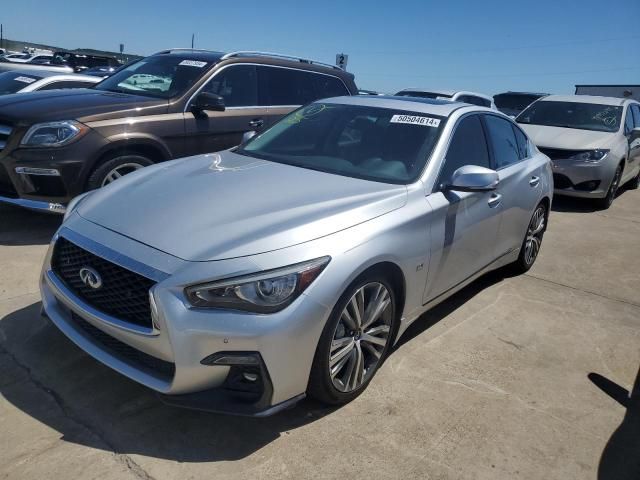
[[517, 101, 622, 133], [239, 103, 446, 184]]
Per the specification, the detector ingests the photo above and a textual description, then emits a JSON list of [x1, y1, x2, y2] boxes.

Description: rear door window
[[204, 65, 258, 107], [512, 125, 531, 160], [484, 115, 520, 169], [258, 66, 348, 106]]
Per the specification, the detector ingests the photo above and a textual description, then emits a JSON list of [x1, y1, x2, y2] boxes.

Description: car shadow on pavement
[[0, 270, 510, 462], [589, 368, 640, 480], [0, 205, 61, 246]]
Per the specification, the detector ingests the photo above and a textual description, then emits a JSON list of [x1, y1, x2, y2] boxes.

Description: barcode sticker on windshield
[[179, 60, 207, 68], [14, 76, 36, 84], [390, 115, 440, 127]]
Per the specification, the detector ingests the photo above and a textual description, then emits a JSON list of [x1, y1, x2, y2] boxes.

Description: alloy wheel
[[101, 163, 145, 187], [524, 206, 545, 265], [329, 282, 393, 393]]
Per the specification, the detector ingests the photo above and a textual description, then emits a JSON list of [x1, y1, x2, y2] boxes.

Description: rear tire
[[508, 202, 547, 275], [628, 168, 640, 190], [87, 154, 153, 190], [307, 271, 398, 405], [596, 164, 623, 210]]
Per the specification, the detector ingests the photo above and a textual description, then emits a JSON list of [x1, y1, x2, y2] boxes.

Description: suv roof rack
[[153, 48, 223, 55], [220, 51, 342, 71]]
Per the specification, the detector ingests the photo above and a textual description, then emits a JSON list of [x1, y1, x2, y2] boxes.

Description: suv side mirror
[[446, 165, 499, 192], [630, 127, 640, 143], [191, 92, 225, 113]]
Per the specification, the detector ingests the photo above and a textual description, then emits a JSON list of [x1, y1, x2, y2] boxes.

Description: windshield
[[494, 94, 543, 112], [517, 101, 622, 133], [94, 56, 211, 98], [0, 72, 42, 94], [238, 103, 445, 184]]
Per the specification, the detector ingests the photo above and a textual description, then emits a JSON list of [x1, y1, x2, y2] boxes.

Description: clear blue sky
[[2, 0, 639, 95]]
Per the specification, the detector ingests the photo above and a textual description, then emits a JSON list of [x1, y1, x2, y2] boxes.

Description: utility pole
[[1, 24, 4, 50], [191, 34, 194, 49]]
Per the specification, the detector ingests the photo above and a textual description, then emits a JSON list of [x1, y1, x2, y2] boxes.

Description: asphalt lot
[[0, 188, 639, 480]]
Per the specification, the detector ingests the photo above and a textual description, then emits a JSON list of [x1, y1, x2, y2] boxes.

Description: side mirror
[[630, 127, 640, 143], [191, 92, 225, 113], [446, 165, 499, 192], [241, 130, 257, 145]]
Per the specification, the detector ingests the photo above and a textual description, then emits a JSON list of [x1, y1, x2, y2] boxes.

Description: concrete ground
[[0, 188, 638, 480]]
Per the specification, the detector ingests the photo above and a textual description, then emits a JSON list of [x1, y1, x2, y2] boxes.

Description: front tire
[[87, 154, 153, 190], [509, 202, 547, 274], [596, 164, 623, 210], [308, 272, 398, 405]]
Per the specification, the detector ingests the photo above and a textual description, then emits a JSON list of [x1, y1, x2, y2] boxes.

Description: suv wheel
[[628, 168, 640, 190], [597, 164, 622, 210], [509, 202, 547, 274], [308, 272, 398, 405], [87, 154, 153, 190]]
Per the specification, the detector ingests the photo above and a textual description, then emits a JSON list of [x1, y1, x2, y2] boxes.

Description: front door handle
[[249, 119, 264, 128], [529, 176, 540, 187], [488, 193, 502, 208]]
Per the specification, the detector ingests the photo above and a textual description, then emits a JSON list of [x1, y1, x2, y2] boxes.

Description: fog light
[[243, 372, 259, 382], [15, 167, 61, 176]]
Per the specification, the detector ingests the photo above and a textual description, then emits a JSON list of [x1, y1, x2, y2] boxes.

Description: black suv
[[0, 49, 357, 212]]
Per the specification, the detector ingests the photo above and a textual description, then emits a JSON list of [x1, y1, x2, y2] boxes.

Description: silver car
[[40, 96, 553, 415], [517, 95, 640, 209]]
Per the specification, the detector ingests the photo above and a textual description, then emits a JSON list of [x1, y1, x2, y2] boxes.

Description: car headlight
[[21, 120, 89, 147], [63, 191, 91, 222], [568, 149, 609, 163], [185, 256, 331, 313]]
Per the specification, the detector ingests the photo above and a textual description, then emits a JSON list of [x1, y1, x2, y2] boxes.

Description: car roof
[[494, 91, 549, 97], [321, 95, 472, 116], [397, 88, 492, 101], [539, 94, 633, 106]]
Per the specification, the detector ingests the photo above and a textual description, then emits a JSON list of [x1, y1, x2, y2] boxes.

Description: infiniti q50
[[40, 96, 552, 415]]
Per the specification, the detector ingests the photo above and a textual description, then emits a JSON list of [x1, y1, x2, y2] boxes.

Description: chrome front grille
[[51, 237, 156, 329], [0, 124, 12, 151]]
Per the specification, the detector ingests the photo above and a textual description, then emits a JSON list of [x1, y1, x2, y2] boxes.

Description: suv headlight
[[568, 149, 609, 163], [185, 256, 330, 313], [21, 120, 89, 147]]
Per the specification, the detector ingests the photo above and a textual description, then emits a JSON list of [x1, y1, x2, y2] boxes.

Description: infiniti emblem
[[79, 267, 103, 289]]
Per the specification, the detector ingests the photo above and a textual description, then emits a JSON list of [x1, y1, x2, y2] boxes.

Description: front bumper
[[40, 219, 332, 415], [0, 129, 107, 211], [550, 158, 616, 199]]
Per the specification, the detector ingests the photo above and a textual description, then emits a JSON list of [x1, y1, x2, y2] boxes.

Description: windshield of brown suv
[[517, 101, 622, 133], [94, 56, 212, 98]]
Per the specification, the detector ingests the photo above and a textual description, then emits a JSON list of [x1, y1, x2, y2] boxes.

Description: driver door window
[[437, 115, 491, 187], [202, 65, 258, 107]]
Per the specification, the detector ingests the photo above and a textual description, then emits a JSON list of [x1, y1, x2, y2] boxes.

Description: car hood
[[77, 151, 408, 262], [519, 124, 618, 150], [0, 89, 167, 124]]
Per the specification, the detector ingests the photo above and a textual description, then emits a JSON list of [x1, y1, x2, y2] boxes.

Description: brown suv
[[0, 49, 357, 212]]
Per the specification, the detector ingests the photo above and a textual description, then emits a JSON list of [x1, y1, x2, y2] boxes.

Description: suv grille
[[70, 312, 175, 381], [52, 237, 156, 329], [538, 147, 586, 160], [0, 123, 12, 151]]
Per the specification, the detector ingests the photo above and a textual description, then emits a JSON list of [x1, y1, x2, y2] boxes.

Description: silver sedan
[[40, 96, 553, 415]]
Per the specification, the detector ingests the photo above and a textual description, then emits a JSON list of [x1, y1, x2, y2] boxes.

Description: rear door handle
[[249, 119, 264, 128], [529, 176, 540, 187], [488, 193, 502, 208]]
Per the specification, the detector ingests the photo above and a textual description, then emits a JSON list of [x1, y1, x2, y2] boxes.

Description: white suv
[[395, 88, 496, 109]]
